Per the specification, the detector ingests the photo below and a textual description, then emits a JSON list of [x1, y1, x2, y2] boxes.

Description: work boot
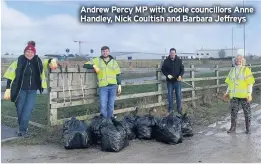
[[245, 118, 251, 134], [17, 131, 23, 137], [227, 118, 236, 133]]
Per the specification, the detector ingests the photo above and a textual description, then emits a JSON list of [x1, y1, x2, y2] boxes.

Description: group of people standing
[[3, 42, 255, 137]]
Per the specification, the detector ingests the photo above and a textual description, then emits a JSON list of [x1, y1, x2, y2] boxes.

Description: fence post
[[47, 69, 58, 127], [215, 65, 219, 93], [190, 65, 196, 108], [47, 68, 51, 126], [156, 64, 162, 103]]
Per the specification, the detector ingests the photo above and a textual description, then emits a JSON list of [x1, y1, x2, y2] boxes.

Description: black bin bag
[[89, 115, 107, 145], [178, 113, 194, 137], [62, 117, 91, 149], [135, 115, 157, 140], [100, 118, 129, 152], [153, 114, 183, 145], [120, 115, 137, 140]]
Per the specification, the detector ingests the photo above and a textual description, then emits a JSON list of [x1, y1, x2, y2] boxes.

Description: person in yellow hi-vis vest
[[83, 46, 121, 119], [223, 52, 255, 134], [3, 41, 57, 137]]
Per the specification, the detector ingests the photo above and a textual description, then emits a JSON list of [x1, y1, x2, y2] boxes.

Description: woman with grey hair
[[223, 54, 255, 134]]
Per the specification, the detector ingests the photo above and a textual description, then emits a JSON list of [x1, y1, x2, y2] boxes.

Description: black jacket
[[9, 55, 44, 102], [161, 56, 184, 82]]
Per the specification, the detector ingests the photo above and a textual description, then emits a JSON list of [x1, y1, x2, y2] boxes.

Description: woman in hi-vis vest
[[3, 41, 58, 137], [223, 51, 255, 134]]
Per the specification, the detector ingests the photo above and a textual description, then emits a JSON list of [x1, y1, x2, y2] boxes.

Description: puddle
[[208, 123, 217, 128], [205, 131, 214, 136], [220, 122, 231, 129], [253, 110, 261, 116], [215, 133, 229, 137], [251, 103, 259, 108], [217, 121, 226, 124]]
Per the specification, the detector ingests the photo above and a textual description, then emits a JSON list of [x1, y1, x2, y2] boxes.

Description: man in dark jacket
[[161, 48, 184, 114]]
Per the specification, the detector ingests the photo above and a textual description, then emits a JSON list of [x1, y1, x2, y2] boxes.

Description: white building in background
[[111, 48, 244, 60], [195, 48, 242, 59], [161, 53, 196, 60]]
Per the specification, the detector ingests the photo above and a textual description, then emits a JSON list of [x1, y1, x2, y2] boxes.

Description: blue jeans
[[167, 81, 182, 113], [99, 85, 117, 119], [15, 90, 37, 133]]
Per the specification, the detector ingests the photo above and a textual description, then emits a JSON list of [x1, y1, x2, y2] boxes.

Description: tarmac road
[[2, 104, 261, 163]]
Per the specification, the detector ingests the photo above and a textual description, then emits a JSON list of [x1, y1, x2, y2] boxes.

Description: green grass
[[1, 95, 49, 125], [2, 66, 260, 125], [1, 66, 260, 145]]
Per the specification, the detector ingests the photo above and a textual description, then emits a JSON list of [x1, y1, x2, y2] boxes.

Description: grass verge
[[1, 66, 260, 145]]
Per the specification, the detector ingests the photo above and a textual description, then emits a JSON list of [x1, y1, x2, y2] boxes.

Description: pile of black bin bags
[[62, 113, 193, 152]]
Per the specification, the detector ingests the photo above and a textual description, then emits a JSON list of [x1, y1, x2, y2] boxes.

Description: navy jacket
[[161, 56, 184, 82]]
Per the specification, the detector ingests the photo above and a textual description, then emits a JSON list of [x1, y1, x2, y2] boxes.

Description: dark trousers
[[230, 97, 251, 124], [99, 85, 117, 119], [167, 81, 182, 113], [15, 90, 37, 133]]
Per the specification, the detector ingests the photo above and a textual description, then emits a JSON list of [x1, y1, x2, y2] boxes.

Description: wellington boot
[[245, 118, 251, 134], [227, 118, 236, 133]]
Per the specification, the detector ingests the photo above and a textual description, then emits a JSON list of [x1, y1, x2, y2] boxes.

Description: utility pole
[[231, 26, 242, 57], [243, 0, 246, 57], [74, 40, 88, 56], [232, 27, 234, 57]]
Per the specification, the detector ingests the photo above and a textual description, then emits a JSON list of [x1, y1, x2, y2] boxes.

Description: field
[[2, 68, 261, 145], [1, 59, 261, 145], [2, 58, 261, 78]]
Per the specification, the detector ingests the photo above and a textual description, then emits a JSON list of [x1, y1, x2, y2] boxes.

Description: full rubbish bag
[[120, 115, 137, 140], [135, 114, 157, 140], [153, 113, 183, 145], [178, 113, 194, 137], [62, 117, 91, 149], [89, 115, 107, 145], [100, 118, 129, 152]]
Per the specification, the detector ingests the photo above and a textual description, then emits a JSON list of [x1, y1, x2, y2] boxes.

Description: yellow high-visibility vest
[[225, 66, 255, 99], [86, 57, 121, 87], [3, 59, 48, 89]]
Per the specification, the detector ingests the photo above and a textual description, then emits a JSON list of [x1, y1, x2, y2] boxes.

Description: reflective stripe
[[112, 60, 115, 69], [226, 66, 255, 99], [3, 61, 18, 81], [100, 78, 105, 81], [98, 58, 102, 68], [92, 57, 120, 87], [228, 66, 246, 80], [245, 74, 253, 79], [230, 88, 248, 93], [7, 67, 16, 72]]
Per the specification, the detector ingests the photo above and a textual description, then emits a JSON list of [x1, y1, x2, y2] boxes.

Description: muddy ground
[[2, 103, 261, 163]]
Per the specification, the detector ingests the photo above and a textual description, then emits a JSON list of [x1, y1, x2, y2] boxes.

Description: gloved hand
[[247, 94, 252, 102], [93, 65, 100, 73], [118, 85, 122, 95], [4, 89, 10, 100], [49, 59, 58, 70], [167, 75, 173, 79], [223, 93, 229, 102]]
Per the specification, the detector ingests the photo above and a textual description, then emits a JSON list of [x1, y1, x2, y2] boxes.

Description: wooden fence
[[47, 64, 261, 126]]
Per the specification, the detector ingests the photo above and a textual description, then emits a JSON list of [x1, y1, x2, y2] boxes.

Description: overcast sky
[[1, 0, 261, 57]]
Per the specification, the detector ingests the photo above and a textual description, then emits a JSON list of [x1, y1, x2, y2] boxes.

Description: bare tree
[[218, 49, 226, 58]]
